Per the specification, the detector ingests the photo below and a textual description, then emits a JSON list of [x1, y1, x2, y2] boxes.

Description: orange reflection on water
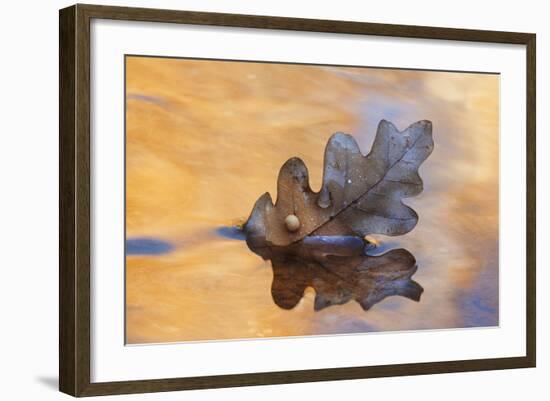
[[125, 56, 499, 344]]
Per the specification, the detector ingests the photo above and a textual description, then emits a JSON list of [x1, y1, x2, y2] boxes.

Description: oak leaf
[[245, 120, 433, 247]]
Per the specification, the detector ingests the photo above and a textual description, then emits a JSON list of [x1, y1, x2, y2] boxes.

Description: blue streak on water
[[127, 93, 166, 106], [126, 237, 174, 255], [215, 226, 247, 241], [317, 317, 379, 334], [471, 296, 497, 315], [375, 299, 406, 311], [456, 250, 499, 327], [356, 96, 417, 149]]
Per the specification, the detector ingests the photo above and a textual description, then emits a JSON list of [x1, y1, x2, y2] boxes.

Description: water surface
[[125, 57, 499, 343]]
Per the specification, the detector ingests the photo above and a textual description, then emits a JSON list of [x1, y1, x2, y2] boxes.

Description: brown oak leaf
[[245, 120, 433, 247]]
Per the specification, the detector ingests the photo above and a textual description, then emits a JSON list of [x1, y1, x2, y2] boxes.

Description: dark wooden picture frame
[[59, 3, 536, 397]]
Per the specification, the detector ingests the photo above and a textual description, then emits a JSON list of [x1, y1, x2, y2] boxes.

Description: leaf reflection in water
[[246, 233, 423, 312]]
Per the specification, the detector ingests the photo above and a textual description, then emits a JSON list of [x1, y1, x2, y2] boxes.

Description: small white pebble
[[284, 214, 300, 232]]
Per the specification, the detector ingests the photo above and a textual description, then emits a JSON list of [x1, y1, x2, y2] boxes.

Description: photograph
[[124, 56, 500, 344], [0, 0, 542, 398]]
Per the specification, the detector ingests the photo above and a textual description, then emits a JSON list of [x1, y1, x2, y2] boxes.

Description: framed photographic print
[[59, 3, 536, 397]]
